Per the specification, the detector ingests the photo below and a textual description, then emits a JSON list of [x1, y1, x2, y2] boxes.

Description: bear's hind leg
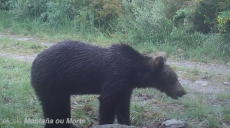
[[116, 91, 132, 125], [40, 93, 74, 128], [98, 97, 116, 125]]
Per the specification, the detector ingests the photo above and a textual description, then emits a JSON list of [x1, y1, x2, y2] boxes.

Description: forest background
[[0, 0, 230, 62]]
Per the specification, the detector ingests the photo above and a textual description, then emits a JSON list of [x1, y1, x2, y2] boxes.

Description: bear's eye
[[166, 74, 178, 84]]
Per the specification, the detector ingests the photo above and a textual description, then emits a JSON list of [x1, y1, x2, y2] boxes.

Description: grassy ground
[[0, 37, 47, 55], [0, 56, 42, 128]]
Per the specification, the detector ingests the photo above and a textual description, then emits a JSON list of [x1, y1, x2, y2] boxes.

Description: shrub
[[9, 0, 48, 19], [90, 0, 123, 32], [169, 0, 230, 33], [120, 0, 172, 44], [218, 11, 230, 33], [0, 0, 10, 10], [40, 0, 72, 26]]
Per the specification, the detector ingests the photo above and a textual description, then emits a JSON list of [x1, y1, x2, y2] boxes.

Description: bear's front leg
[[98, 97, 116, 124], [98, 73, 131, 125], [116, 89, 132, 125]]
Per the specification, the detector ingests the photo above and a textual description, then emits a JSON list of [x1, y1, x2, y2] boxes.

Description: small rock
[[162, 119, 186, 128], [177, 48, 182, 53], [16, 37, 32, 41], [91, 124, 136, 128], [223, 82, 229, 85], [195, 80, 208, 86]]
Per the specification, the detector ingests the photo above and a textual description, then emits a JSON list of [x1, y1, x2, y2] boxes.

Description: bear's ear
[[154, 56, 165, 69], [156, 52, 167, 62]]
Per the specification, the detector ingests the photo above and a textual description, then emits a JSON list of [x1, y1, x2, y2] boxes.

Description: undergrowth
[[0, 9, 229, 62]]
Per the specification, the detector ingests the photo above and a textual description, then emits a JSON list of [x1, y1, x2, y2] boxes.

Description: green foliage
[[169, 27, 204, 48], [90, 0, 123, 32], [0, 0, 10, 10], [8, 0, 123, 33], [213, 34, 230, 57], [1, 0, 230, 61], [9, 0, 48, 18], [120, 0, 172, 44], [218, 11, 230, 32], [40, 0, 72, 26], [168, 0, 230, 33]]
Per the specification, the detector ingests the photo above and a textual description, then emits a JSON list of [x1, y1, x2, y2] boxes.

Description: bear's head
[[143, 52, 186, 99]]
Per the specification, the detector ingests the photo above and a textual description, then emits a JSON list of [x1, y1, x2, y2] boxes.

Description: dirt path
[[168, 59, 230, 95], [0, 33, 230, 96], [0, 51, 36, 62], [0, 33, 55, 47]]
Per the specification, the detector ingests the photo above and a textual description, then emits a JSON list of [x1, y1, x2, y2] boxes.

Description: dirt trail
[[0, 33, 55, 47], [0, 51, 36, 62], [168, 60, 230, 75], [0, 33, 230, 96], [168, 59, 230, 95]]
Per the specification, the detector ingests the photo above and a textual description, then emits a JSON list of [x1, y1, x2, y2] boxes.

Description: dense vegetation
[[1, 0, 230, 61]]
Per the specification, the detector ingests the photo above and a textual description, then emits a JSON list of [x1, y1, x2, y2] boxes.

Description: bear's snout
[[166, 81, 186, 99], [176, 89, 186, 98]]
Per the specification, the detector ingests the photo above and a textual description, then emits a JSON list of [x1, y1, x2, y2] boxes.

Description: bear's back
[[31, 41, 145, 94]]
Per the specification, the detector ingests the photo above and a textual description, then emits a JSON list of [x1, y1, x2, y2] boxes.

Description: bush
[[40, 0, 72, 26], [119, 0, 172, 44], [90, 0, 123, 32], [218, 11, 230, 33], [168, 0, 230, 33], [9, 0, 48, 19], [0, 0, 10, 10], [8, 0, 123, 33]]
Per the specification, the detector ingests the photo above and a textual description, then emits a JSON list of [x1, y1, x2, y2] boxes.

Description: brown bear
[[31, 40, 186, 128]]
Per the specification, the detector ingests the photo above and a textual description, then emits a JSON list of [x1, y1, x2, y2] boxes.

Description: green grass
[[0, 56, 43, 128], [0, 37, 47, 55], [222, 106, 230, 123], [217, 93, 230, 100]]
